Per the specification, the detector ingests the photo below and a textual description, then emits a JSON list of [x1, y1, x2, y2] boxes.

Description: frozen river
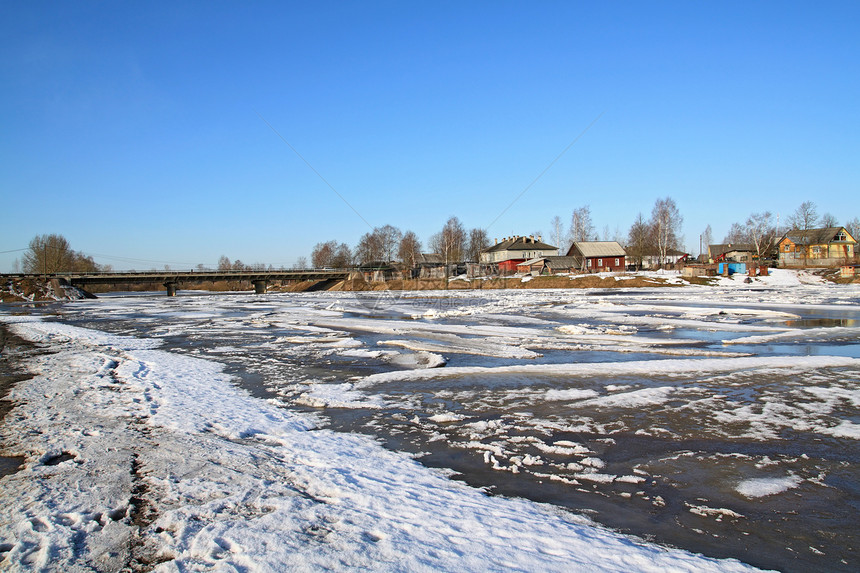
[[1, 270, 859, 571]]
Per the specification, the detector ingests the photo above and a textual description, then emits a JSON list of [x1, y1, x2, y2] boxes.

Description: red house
[[566, 241, 626, 272]]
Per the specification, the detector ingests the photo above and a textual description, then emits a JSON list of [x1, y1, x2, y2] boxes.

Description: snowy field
[[1, 269, 858, 572]]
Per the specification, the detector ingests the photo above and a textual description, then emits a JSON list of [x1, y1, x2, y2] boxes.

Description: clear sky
[[2, 1, 858, 271]]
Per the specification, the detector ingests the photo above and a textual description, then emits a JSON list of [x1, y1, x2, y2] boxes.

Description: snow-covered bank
[[0, 317, 759, 572]]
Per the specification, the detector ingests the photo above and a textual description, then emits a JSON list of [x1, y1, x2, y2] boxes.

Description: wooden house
[[566, 242, 626, 272], [777, 227, 856, 267]]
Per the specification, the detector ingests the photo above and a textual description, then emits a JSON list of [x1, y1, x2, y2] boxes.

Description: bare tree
[[217, 255, 232, 271], [787, 201, 820, 267], [331, 243, 353, 268], [429, 217, 466, 287], [745, 211, 776, 260], [567, 206, 594, 248], [377, 225, 402, 263], [723, 222, 747, 243], [788, 201, 819, 232], [649, 197, 683, 267], [626, 213, 651, 270], [700, 224, 713, 259], [466, 228, 489, 262], [293, 256, 308, 269], [845, 217, 859, 243], [23, 234, 72, 273], [311, 241, 335, 268], [820, 212, 839, 228], [22, 234, 100, 273], [398, 231, 422, 268], [431, 216, 466, 263], [549, 215, 564, 255], [355, 231, 384, 264]]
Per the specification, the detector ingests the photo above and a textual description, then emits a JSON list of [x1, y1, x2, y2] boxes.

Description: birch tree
[[745, 211, 776, 259], [649, 197, 682, 267], [549, 216, 564, 255], [567, 206, 595, 248], [429, 217, 466, 285], [700, 225, 713, 258]]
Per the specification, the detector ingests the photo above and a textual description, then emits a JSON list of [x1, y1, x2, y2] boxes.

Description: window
[[587, 259, 592, 268], [812, 246, 820, 254], [615, 258, 620, 266], [836, 232, 846, 241], [597, 258, 603, 267]]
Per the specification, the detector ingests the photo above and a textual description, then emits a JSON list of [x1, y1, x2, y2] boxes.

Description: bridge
[[3, 270, 351, 296]]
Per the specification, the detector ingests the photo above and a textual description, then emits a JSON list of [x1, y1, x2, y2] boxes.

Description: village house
[[708, 243, 758, 263], [777, 227, 856, 267], [412, 253, 446, 279], [480, 235, 558, 274], [566, 241, 626, 272]]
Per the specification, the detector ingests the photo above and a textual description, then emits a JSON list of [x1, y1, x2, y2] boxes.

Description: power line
[[486, 111, 604, 232], [256, 110, 374, 230]]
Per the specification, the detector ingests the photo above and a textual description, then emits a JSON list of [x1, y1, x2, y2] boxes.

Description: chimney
[[494, 238, 498, 245]]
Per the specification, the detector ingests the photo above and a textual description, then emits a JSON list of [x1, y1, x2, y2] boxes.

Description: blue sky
[[2, 1, 858, 271]]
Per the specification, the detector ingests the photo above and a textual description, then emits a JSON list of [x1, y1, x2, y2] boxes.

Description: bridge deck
[[2, 270, 351, 286]]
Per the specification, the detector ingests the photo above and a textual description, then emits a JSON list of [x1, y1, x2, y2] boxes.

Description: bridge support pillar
[[164, 282, 177, 297], [253, 280, 267, 294]]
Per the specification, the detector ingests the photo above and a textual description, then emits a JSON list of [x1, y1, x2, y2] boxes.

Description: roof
[[415, 253, 445, 265], [482, 235, 557, 253], [517, 257, 546, 266], [709, 243, 755, 256], [567, 241, 626, 258], [780, 227, 856, 246], [516, 256, 580, 269], [544, 256, 579, 269]]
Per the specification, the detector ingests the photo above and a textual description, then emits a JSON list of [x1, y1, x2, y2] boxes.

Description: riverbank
[[3, 268, 855, 302], [0, 325, 42, 478], [0, 311, 763, 572]]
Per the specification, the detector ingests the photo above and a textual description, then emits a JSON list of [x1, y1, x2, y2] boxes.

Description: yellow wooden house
[[777, 227, 856, 267]]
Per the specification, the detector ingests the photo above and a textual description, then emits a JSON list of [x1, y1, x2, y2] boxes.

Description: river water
[[13, 283, 860, 572]]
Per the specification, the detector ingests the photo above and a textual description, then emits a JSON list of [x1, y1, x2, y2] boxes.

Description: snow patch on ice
[[736, 475, 802, 498]]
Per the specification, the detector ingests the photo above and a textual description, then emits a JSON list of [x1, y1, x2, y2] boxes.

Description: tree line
[[308, 197, 858, 270], [308, 217, 490, 269], [13, 200, 858, 274]]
